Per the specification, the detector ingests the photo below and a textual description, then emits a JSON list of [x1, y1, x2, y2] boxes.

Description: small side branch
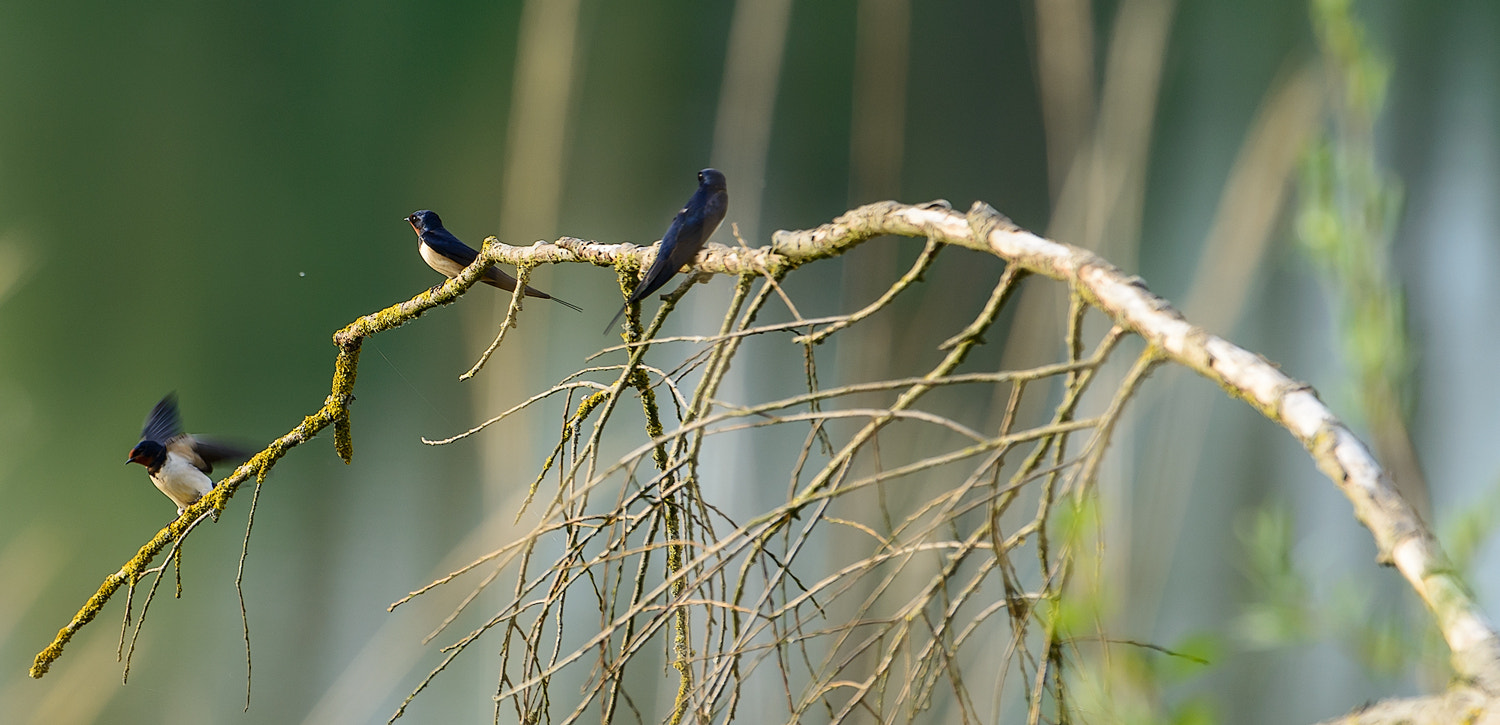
[[32, 236, 518, 678]]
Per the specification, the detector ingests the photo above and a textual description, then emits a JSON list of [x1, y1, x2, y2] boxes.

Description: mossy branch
[[33, 239, 542, 678], [31, 199, 1496, 705], [31, 399, 343, 678]]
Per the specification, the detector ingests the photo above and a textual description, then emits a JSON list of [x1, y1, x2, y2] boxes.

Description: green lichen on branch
[[32, 237, 541, 678], [30, 401, 342, 678], [30, 197, 1494, 712]]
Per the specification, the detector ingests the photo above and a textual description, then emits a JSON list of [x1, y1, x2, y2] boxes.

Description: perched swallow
[[126, 394, 251, 516], [406, 210, 581, 312], [604, 168, 729, 333]]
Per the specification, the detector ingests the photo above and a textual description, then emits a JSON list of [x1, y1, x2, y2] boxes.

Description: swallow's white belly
[[151, 454, 213, 512], [420, 242, 466, 278]]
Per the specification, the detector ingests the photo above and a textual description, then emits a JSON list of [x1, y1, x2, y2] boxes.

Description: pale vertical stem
[[1032, 0, 1096, 202], [498, 0, 583, 245], [837, 0, 913, 698], [701, 10, 796, 709], [1181, 65, 1323, 328], [711, 0, 794, 249], [481, 0, 585, 515], [849, 0, 910, 206], [992, 0, 1176, 423], [1127, 65, 1324, 631], [705, 0, 794, 511], [991, 0, 1176, 639], [479, 10, 583, 714], [840, 0, 912, 383], [1054, 0, 1175, 266]]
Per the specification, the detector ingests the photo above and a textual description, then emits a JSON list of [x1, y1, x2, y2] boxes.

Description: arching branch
[[32, 200, 1497, 712]]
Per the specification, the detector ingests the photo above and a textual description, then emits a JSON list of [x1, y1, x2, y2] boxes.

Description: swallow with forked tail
[[407, 209, 581, 312]]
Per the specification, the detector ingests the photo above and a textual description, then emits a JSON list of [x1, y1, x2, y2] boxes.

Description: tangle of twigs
[[30, 200, 1492, 725]]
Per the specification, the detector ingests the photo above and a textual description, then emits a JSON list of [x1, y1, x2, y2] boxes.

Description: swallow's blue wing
[[139, 393, 183, 444], [422, 228, 482, 268]]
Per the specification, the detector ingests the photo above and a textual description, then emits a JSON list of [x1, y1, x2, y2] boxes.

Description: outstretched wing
[[139, 393, 183, 444], [181, 436, 254, 474]]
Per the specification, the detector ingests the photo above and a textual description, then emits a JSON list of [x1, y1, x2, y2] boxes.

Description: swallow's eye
[[698, 172, 705, 182]]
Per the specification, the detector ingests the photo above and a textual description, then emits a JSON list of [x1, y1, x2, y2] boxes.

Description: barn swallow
[[407, 210, 581, 312], [604, 168, 729, 334], [126, 394, 251, 516]]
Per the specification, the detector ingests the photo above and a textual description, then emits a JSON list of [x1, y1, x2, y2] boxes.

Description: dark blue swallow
[[407, 210, 581, 312], [604, 168, 729, 333]]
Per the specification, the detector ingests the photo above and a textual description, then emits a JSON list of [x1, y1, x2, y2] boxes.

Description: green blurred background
[[1, 0, 1497, 722]]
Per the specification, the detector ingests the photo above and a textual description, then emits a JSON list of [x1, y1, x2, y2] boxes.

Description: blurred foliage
[[1296, 0, 1420, 502], [1440, 478, 1500, 576], [1235, 500, 1447, 681], [1235, 504, 1312, 648]]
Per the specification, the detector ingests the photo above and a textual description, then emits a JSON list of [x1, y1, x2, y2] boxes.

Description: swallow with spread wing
[[126, 394, 251, 516]]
